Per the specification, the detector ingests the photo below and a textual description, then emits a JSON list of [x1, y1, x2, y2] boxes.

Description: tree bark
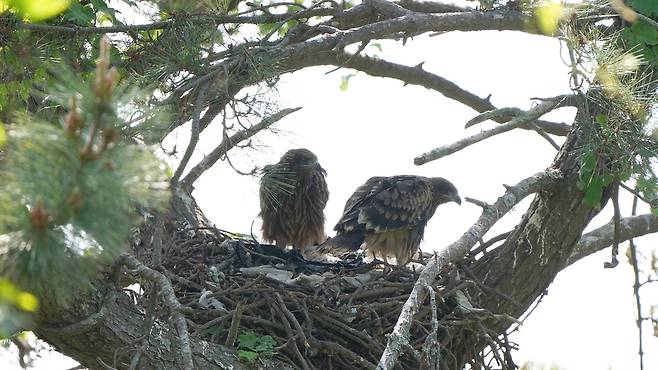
[[443, 100, 608, 367], [32, 189, 294, 370]]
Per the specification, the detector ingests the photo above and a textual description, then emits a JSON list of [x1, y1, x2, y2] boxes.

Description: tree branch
[[171, 82, 210, 184], [15, 8, 339, 34], [566, 214, 658, 267], [161, 10, 541, 137], [414, 96, 569, 165], [323, 53, 570, 136], [376, 170, 561, 370], [119, 254, 194, 370], [180, 107, 301, 189]]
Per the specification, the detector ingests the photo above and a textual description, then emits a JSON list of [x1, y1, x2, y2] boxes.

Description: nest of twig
[[130, 221, 517, 370]]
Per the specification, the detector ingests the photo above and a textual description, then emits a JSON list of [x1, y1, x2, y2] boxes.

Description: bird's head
[[281, 148, 325, 175], [428, 177, 461, 205]]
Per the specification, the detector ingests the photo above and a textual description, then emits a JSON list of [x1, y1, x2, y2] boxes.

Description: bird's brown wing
[[335, 175, 433, 234]]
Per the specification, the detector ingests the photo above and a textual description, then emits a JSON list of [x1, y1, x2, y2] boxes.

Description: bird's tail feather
[[320, 231, 365, 250]]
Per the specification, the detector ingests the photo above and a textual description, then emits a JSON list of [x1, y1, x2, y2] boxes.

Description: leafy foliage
[[570, 18, 658, 208], [0, 38, 170, 306], [237, 330, 276, 363]]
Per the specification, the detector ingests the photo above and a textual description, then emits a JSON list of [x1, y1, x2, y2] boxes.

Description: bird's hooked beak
[[452, 194, 462, 205]]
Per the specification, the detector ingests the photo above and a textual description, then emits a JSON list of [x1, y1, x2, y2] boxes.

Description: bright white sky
[[5, 2, 658, 369]]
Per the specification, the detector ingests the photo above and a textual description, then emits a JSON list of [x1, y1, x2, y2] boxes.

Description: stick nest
[[130, 221, 517, 370]]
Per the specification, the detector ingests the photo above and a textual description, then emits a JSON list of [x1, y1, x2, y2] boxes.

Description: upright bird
[[259, 148, 329, 250], [327, 175, 460, 265]]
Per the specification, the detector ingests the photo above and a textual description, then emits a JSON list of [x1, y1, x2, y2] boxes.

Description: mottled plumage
[[328, 175, 460, 265], [259, 149, 329, 250]]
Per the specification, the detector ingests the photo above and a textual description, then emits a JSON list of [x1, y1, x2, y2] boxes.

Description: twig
[[273, 296, 313, 370], [464, 197, 489, 208], [171, 82, 210, 184], [225, 303, 244, 347], [181, 107, 301, 189], [529, 123, 561, 150], [468, 231, 512, 257], [464, 107, 523, 128], [604, 181, 621, 268], [414, 97, 569, 165], [329, 52, 571, 137], [120, 254, 194, 370], [420, 284, 440, 369], [628, 189, 645, 370], [620, 182, 654, 205], [376, 170, 561, 369]]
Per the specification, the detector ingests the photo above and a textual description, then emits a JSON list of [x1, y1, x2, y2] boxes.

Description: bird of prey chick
[[259, 148, 329, 250], [326, 175, 460, 265]]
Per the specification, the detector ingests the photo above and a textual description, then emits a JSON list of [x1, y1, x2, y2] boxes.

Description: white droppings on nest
[[239, 266, 382, 287], [198, 289, 226, 311]]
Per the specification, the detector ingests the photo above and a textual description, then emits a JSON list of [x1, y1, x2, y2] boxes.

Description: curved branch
[[162, 10, 541, 137], [320, 53, 570, 136], [180, 107, 301, 189], [376, 169, 561, 370], [567, 214, 658, 267], [413, 96, 569, 165]]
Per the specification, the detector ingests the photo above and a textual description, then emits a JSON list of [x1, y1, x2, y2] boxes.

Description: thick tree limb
[[180, 107, 301, 189], [414, 97, 569, 165], [376, 170, 561, 370], [396, 0, 468, 13], [567, 214, 658, 267], [164, 10, 540, 136]]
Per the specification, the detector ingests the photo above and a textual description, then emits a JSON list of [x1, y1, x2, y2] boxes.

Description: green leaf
[[0, 124, 6, 149], [64, 2, 95, 26], [629, 20, 658, 46], [258, 23, 278, 36], [340, 73, 356, 91], [627, 0, 658, 16], [91, 0, 122, 24], [237, 350, 258, 362], [370, 43, 383, 52], [254, 335, 276, 352], [583, 175, 604, 207], [579, 152, 597, 185], [238, 330, 260, 350]]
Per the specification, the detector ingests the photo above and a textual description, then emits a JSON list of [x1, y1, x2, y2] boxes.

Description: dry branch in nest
[[128, 220, 519, 370]]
